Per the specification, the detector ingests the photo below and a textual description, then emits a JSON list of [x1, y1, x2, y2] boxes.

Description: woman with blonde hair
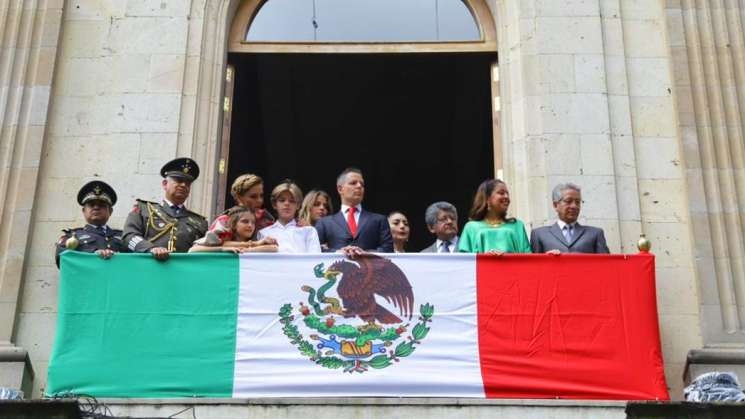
[[258, 180, 322, 253], [196, 173, 275, 246], [298, 189, 333, 226], [458, 179, 531, 254]]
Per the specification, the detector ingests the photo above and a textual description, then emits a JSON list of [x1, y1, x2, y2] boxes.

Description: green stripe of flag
[[47, 252, 239, 398]]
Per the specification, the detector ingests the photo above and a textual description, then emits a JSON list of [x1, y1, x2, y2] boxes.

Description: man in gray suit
[[530, 183, 610, 254], [420, 201, 459, 253]]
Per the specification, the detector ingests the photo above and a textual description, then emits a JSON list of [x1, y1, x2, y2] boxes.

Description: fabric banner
[[47, 252, 668, 400]]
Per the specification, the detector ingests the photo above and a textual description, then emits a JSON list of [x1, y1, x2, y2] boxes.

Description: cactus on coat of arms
[[278, 260, 434, 373]]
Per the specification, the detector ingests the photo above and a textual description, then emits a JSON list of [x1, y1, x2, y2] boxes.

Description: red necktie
[[347, 207, 358, 237]]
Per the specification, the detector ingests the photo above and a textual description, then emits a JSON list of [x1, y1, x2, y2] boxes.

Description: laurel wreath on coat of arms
[[278, 257, 434, 373]]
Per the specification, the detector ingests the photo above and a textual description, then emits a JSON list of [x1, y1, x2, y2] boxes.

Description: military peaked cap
[[160, 157, 199, 182], [77, 180, 117, 206]]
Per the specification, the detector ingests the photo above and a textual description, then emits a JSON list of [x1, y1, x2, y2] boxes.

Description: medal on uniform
[[65, 233, 79, 250]]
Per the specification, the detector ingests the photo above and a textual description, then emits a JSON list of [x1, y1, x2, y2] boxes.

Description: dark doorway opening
[[224, 52, 495, 251]]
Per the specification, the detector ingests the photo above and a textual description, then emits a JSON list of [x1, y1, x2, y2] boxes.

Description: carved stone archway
[[181, 0, 500, 217]]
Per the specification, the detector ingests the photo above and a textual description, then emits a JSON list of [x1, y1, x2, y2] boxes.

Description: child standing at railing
[[189, 207, 277, 253], [257, 180, 322, 253]]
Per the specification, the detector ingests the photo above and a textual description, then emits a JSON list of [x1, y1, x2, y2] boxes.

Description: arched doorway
[[218, 0, 499, 251]]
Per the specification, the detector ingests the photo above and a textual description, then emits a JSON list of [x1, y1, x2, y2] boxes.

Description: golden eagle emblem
[[278, 255, 434, 373]]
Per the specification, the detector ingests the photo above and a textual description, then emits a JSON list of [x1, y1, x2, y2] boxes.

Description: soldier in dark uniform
[[55, 180, 125, 268], [122, 157, 208, 261]]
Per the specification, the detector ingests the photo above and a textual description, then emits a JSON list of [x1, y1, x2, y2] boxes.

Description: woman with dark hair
[[388, 211, 410, 253], [458, 179, 531, 254]]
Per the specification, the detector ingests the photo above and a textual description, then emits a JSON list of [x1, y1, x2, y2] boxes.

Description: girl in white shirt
[[258, 181, 322, 253]]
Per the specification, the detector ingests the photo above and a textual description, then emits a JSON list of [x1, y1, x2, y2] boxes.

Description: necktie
[[439, 240, 451, 253], [563, 224, 574, 243], [95, 226, 106, 236], [171, 205, 182, 215], [347, 207, 358, 237]]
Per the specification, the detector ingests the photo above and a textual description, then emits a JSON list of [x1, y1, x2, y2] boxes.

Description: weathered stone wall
[[103, 398, 627, 419], [14, 0, 195, 397], [0, 0, 727, 400]]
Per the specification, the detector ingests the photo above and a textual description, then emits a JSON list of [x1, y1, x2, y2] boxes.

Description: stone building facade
[[0, 0, 743, 400]]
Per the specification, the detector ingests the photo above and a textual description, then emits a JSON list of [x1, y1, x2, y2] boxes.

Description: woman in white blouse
[[258, 180, 322, 253]]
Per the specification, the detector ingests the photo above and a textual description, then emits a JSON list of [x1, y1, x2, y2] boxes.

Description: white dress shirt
[[556, 220, 577, 242], [258, 219, 322, 253], [340, 204, 362, 226], [163, 198, 184, 212], [436, 236, 459, 253]]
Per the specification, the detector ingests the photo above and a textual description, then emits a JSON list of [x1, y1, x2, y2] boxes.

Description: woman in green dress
[[458, 179, 531, 254]]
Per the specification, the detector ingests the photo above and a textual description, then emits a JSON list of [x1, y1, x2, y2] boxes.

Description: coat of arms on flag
[[279, 255, 434, 373]]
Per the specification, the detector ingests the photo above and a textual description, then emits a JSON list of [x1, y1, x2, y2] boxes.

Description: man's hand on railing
[[546, 249, 561, 255], [254, 237, 277, 246], [95, 249, 115, 259], [340, 245, 365, 258], [485, 249, 505, 256], [149, 247, 171, 261]]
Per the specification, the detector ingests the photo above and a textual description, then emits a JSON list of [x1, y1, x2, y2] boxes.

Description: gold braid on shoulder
[[145, 202, 178, 251]]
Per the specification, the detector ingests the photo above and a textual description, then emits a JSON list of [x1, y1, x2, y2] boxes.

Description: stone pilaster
[[667, 0, 745, 382], [0, 0, 64, 395]]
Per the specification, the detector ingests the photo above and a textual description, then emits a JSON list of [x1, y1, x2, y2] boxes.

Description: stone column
[[667, 0, 745, 382], [0, 0, 65, 396], [496, 0, 703, 397], [496, 0, 628, 249]]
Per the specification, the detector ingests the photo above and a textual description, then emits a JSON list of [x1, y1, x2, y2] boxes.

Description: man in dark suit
[[420, 201, 459, 253], [315, 167, 393, 255], [530, 183, 610, 254]]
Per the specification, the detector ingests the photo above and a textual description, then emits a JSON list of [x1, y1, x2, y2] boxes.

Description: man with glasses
[[420, 201, 459, 253], [55, 180, 126, 267], [530, 183, 610, 254], [122, 158, 208, 261]]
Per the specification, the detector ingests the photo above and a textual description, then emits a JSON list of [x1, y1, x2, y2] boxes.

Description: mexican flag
[[47, 252, 668, 400]]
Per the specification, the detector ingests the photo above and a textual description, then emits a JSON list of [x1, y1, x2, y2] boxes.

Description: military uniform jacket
[[122, 199, 208, 253], [55, 224, 125, 268]]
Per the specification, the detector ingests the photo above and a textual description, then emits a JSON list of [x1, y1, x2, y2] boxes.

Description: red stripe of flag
[[476, 253, 669, 400]]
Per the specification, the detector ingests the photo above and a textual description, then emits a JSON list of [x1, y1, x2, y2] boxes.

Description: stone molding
[[668, 1, 745, 346], [102, 399, 627, 419], [0, 1, 64, 347], [684, 348, 745, 385], [0, 345, 34, 396], [227, 0, 497, 53]]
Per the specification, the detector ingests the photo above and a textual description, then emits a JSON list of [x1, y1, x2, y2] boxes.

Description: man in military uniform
[[56, 180, 125, 268], [122, 157, 208, 261]]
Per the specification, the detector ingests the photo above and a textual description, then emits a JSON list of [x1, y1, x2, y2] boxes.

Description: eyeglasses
[[559, 198, 582, 205], [436, 215, 457, 224]]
